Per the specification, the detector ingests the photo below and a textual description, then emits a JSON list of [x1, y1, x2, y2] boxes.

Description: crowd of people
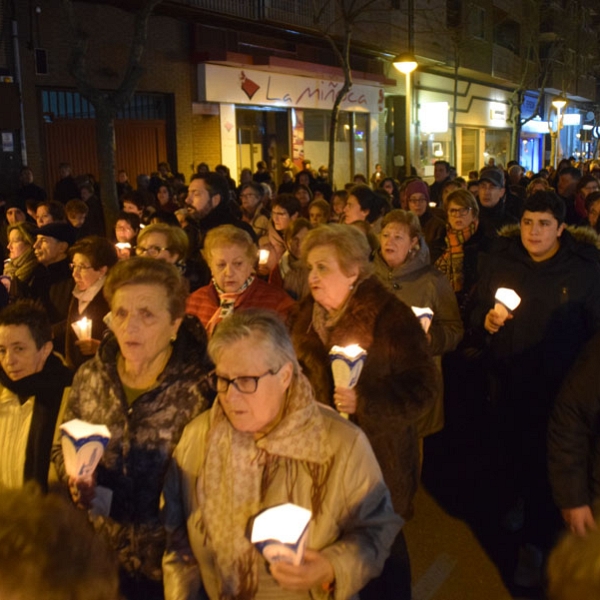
[[1, 154, 600, 599]]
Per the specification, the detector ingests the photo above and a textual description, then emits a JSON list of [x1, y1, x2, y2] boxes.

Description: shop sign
[[489, 102, 507, 122], [419, 102, 448, 133], [198, 64, 384, 113]]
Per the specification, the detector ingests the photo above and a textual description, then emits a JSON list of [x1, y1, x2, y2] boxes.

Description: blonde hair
[[137, 222, 189, 261], [202, 224, 257, 264], [446, 189, 479, 218]]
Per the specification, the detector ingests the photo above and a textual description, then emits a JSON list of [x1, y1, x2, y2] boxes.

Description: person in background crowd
[[353, 173, 368, 185], [380, 177, 401, 208], [53, 162, 79, 204], [277, 169, 295, 195], [477, 167, 519, 237], [116, 169, 133, 199], [162, 309, 401, 600], [474, 190, 600, 589], [268, 217, 311, 301], [293, 183, 313, 217], [65, 236, 117, 369], [0, 198, 28, 257], [405, 180, 446, 263], [252, 161, 272, 185], [53, 258, 211, 600], [29, 222, 76, 353], [440, 179, 461, 210], [289, 224, 439, 599], [556, 166, 582, 225], [36, 200, 66, 228], [215, 165, 237, 194], [17, 166, 46, 205], [65, 199, 91, 240], [370, 163, 386, 188], [0, 301, 72, 490], [196, 162, 210, 176], [280, 154, 298, 177], [430, 160, 452, 207], [343, 184, 388, 234], [467, 178, 479, 199], [374, 210, 463, 460], [136, 222, 209, 292], [330, 190, 348, 222], [314, 164, 333, 201], [258, 194, 301, 275], [122, 190, 149, 222], [114, 211, 140, 261], [239, 182, 270, 238], [585, 191, 600, 228], [308, 198, 331, 226], [155, 184, 180, 214], [296, 169, 316, 192], [573, 174, 600, 221], [526, 177, 551, 196], [3, 222, 37, 300], [79, 182, 105, 235], [0, 483, 119, 600], [186, 225, 294, 336]]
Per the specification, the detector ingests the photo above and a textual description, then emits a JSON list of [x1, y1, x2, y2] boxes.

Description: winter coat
[[52, 315, 211, 581], [548, 330, 600, 510], [373, 241, 463, 436], [419, 211, 446, 263], [162, 402, 401, 600], [472, 226, 600, 420], [289, 276, 440, 518]]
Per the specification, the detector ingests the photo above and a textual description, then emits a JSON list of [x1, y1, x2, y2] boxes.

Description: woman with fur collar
[[289, 224, 440, 599]]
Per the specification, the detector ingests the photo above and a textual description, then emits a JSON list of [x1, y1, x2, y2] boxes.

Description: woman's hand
[[562, 505, 597, 536], [484, 308, 513, 334], [68, 475, 96, 510], [270, 549, 334, 592], [75, 338, 101, 356], [334, 387, 357, 415]]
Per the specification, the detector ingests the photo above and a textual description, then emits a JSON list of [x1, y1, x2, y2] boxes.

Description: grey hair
[[208, 309, 300, 376]]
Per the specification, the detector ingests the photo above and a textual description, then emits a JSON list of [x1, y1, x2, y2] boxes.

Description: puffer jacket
[[52, 315, 212, 580]]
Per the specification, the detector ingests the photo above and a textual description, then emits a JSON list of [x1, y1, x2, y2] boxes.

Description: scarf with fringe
[[434, 221, 478, 292], [205, 276, 254, 336]]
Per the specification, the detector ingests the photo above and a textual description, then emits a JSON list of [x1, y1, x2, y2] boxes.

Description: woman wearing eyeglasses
[[434, 189, 486, 321], [53, 258, 211, 600], [64, 236, 118, 369], [162, 309, 401, 600]]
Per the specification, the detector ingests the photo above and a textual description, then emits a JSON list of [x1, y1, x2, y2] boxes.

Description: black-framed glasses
[[135, 245, 170, 257], [448, 207, 472, 217], [208, 367, 281, 394], [69, 263, 94, 272]]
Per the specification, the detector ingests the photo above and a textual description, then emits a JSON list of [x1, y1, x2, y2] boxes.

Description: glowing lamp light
[[258, 249, 270, 265], [393, 53, 418, 74], [251, 503, 311, 566], [494, 288, 521, 322], [72, 317, 92, 340], [552, 96, 567, 111]]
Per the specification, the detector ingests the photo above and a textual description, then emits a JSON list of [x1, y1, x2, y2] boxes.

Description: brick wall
[[191, 114, 222, 176]]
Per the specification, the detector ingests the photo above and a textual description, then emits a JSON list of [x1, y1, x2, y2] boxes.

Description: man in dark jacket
[[548, 330, 600, 536], [53, 162, 79, 204], [475, 190, 600, 585], [477, 166, 519, 237]]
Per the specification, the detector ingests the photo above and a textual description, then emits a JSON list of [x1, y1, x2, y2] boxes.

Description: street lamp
[[549, 95, 567, 169], [393, 53, 418, 178]]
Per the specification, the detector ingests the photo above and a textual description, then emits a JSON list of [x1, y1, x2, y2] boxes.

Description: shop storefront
[[196, 64, 384, 189]]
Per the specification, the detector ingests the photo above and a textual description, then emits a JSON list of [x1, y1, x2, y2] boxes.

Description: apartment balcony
[[491, 44, 522, 83]]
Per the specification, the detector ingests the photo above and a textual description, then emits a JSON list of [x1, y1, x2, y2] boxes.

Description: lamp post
[[550, 95, 567, 169], [393, 53, 418, 178]]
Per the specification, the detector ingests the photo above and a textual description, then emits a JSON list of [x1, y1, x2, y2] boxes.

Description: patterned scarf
[[196, 373, 334, 600], [434, 221, 478, 292], [205, 276, 255, 336]]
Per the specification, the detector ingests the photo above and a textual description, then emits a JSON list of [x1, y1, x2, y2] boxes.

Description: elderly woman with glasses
[[162, 309, 401, 600], [65, 236, 118, 369], [53, 258, 211, 600], [186, 225, 294, 336]]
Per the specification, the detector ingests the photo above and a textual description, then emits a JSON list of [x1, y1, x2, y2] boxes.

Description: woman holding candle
[[288, 224, 439, 599], [186, 225, 295, 336], [65, 236, 118, 369], [53, 258, 211, 600], [162, 309, 401, 600], [374, 210, 463, 441]]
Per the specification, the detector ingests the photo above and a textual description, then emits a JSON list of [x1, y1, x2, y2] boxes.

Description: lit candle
[[115, 242, 131, 251], [72, 316, 92, 340], [329, 344, 367, 419], [411, 306, 434, 334], [258, 248, 270, 265], [494, 287, 521, 323]]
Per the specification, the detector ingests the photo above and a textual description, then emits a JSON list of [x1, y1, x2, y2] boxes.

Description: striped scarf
[[434, 221, 478, 292]]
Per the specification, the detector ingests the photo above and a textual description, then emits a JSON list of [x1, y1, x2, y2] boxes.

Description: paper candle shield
[[494, 288, 521, 322], [329, 344, 367, 389], [258, 249, 270, 265], [72, 317, 92, 340], [60, 419, 111, 481], [411, 306, 434, 334], [251, 503, 312, 566]]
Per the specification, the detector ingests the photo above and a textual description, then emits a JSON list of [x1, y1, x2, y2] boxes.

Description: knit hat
[[405, 180, 430, 200], [35, 222, 76, 246], [479, 167, 505, 188]]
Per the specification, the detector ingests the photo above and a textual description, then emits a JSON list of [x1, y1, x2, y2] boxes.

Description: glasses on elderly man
[[208, 367, 281, 394], [448, 207, 472, 217], [135, 245, 170, 257]]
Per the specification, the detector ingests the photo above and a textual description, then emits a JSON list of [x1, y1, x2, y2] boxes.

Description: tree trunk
[[328, 81, 351, 189], [509, 91, 523, 163], [95, 104, 119, 236]]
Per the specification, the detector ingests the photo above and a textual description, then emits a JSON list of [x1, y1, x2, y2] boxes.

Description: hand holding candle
[[411, 306, 434, 334], [486, 288, 521, 333], [329, 344, 367, 418], [72, 316, 92, 340]]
